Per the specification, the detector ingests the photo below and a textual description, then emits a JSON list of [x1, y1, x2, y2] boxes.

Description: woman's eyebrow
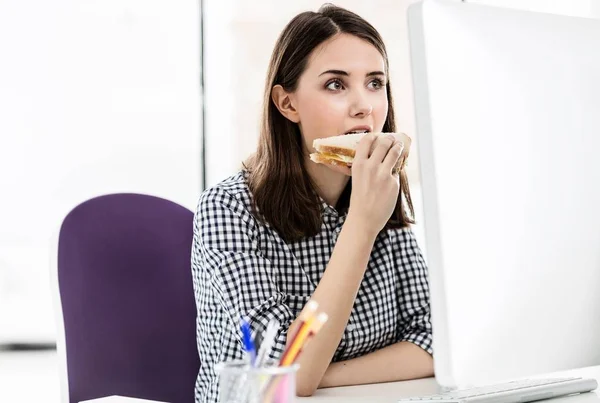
[[319, 69, 386, 77]]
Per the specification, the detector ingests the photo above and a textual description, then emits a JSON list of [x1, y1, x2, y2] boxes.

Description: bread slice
[[310, 132, 411, 170]]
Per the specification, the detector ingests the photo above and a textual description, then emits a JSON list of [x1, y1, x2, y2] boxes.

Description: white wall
[[0, 0, 202, 343], [593, 0, 600, 17]]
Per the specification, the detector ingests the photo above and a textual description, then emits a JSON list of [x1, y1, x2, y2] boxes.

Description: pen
[[241, 317, 256, 366]]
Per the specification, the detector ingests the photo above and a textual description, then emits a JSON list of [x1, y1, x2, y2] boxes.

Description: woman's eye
[[326, 79, 344, 91], [368, 79, 385, 90]]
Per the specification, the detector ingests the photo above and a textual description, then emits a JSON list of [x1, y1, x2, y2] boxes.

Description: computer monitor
[[407, 0, 600, 390]]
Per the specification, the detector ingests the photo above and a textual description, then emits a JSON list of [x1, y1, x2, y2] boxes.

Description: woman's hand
[[347, 133, 403, 236]]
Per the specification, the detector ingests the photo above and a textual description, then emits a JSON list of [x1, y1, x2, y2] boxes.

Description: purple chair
[[56, 193, 199, 403]]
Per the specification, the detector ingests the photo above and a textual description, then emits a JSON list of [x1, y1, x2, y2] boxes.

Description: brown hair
[[243, 3, 415, 243]]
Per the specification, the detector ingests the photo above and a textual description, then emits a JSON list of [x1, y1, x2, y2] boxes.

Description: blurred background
[[1, 0, 598, 401]]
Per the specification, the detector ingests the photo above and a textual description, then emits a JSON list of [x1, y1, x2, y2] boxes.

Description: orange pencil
[[281, 312, 328, 366], [288, 312, 328, 365], [278, 300, 318, 365], [262, 312, 329, 402]]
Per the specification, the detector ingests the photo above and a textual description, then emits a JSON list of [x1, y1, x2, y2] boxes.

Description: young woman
[[191, 4, 433, 401]]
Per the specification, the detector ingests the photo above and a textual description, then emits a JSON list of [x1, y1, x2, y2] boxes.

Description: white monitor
[[407, 0, 600, 389]]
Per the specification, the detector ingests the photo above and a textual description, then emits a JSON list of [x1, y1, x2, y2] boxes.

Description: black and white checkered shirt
[[191, 170, 433, 402]]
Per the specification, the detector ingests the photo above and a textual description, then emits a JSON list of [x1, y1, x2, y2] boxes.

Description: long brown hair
[[244, 3, 415, 243]]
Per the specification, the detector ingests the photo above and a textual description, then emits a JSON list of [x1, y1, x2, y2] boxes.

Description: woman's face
[[287, 33, 389, 154]]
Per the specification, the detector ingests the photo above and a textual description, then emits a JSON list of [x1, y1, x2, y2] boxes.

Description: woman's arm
[[319, 341, 433, 388], [315, 223, 435, 390], [290, 134, 405, 397], [194, 186, 297, 364], [290, 214, 378, 397]]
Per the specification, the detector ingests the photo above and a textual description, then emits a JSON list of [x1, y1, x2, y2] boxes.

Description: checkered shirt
[[191, 170, 433, 402]]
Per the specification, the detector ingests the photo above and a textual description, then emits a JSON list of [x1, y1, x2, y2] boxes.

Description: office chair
[[54, 193, 199, 403]]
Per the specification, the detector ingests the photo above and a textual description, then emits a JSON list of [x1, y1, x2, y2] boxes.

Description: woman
[[191, 4, 433, 401]]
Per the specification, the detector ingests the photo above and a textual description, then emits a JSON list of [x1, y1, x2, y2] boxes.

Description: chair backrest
[[57, 193, 199, 403]]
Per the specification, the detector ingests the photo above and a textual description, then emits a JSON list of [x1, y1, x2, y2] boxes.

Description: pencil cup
[[215, 360, 299, 403]]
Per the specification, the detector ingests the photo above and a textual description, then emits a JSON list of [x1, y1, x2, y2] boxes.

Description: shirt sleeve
[[192, 186, 295, 363], [395, 226, 434, 355]]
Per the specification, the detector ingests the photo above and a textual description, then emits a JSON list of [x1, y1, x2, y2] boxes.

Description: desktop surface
[[73, 366, 599, 402], [300, 366, 600, 403]]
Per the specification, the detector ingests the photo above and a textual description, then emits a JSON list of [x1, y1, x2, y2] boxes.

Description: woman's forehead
[[305, 33, 386, 76]]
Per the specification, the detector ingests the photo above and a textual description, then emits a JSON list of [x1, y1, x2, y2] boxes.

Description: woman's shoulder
[[195, 169, 254, 218], [386, 224, 421, 249]]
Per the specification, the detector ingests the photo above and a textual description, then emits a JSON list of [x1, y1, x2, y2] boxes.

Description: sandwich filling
[[316, 153, 354, 164]]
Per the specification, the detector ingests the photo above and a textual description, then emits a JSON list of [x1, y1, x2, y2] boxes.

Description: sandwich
[[309, 132, 411, 174]]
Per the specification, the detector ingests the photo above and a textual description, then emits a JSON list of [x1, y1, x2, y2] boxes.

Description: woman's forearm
[[319, 341, 434, 388], [289, 214, 377, 397]]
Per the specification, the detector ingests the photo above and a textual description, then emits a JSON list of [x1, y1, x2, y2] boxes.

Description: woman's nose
[[349, 94, 373, 118]]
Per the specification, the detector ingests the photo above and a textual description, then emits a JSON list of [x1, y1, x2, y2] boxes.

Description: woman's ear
[[271, 85, 300, 123]]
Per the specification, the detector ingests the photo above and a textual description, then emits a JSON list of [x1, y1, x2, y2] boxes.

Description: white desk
[[78, 366, 600, 403], [298, 365, 600, 403]]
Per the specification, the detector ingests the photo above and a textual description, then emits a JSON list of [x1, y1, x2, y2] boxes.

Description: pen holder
[[215, 359, 299, 403]]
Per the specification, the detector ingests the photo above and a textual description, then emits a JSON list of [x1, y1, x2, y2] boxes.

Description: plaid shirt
[[191, 170, 433, 402]]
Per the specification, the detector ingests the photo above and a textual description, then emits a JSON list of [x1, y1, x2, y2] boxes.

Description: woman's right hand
[[347, 133, 404, 237]]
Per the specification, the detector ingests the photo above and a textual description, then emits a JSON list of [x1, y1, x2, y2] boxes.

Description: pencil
[[281, 312, 328, 366], [278, 300, 318, 365]]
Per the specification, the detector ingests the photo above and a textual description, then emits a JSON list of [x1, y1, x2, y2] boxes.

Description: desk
[[79, 366, 600, 403], [298, 365, 600, 403]]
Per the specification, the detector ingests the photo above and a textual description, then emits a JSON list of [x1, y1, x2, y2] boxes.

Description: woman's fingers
[[368, 134, 396, 164], [354, 133, 377, 162], [382, 141, 404, 175]]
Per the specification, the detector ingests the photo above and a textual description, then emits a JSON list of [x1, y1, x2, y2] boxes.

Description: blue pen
[[240, 318, 256, 366]]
